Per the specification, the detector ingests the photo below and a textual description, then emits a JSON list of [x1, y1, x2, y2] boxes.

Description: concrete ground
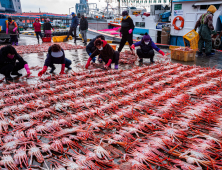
[[0, 34, 221, 85]]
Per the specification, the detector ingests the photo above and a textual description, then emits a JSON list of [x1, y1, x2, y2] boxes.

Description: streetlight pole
[[69, 7, 75, 15]]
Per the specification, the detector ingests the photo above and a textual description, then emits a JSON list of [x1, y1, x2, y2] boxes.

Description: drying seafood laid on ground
[[0, 43, 85, 54], [0, 63, 222, 169], [119, 50, 138, 64]]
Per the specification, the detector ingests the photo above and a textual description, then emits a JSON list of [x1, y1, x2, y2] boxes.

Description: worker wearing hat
[[118, 11, 135, 53], [194, 5, 217, 56], [131, 33, 166, 63], [64, 12, 79, 43], [43, 18, 54, 38], [6, 17, 18, 46], [33, 18, 43, 43], [38, 44, 72, 76]]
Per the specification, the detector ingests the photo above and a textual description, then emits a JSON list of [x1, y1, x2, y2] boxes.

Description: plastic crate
[[52, 36, 72, 42], [42, 37, 51, 42], [110, 45, 116, 51], [183, 29, 199, 50], [170, 46, 196, 62]]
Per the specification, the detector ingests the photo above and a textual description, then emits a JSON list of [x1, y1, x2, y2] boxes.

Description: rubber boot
[[12, 42, 15, 46], [15, 42, 18, 46], [115, 65, 118, 70]]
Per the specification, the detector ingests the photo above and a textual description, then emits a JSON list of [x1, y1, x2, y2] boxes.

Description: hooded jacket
[[194, 5, 217, 30], [120, 16, 134, 34], [0, 46, 26, 69], [33, 20, 41, 32], [90, 40, 115, 63], [80, 16, 88, 30], [86, 35, 105, 55]]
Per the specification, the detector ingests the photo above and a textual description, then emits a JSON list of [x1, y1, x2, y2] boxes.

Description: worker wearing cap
[[33, 18, 43, 43], [118, 11, 135, 52], [131, 33, 166, 63], [0, 45, 31, 81], [85, 39, 119, 69], [6, 17, 18, 46], [43, 18, 54, 38], [86, 35, 105, 63], [38, 44, 72, 76], [65, 12, 79, 43], [194, 5, 217, 56]]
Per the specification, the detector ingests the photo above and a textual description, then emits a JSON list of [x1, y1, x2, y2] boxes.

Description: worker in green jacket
[[194, 5, 217, 56]]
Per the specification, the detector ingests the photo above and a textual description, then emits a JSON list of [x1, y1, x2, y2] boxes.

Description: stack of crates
[[170, 46, 197, 62], [183, 29, 199, 50]]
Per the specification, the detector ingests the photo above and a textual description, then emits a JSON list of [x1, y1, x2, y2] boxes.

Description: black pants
[[10, 35, 18, 44], [67, 27, 76, 42], [35, 32, 43, 41], [105, 51, 119, 66], [0, 61, 26, 77], [118, 33, 133, 52], [49, 58, 72, 69], [137, 49, 154, 62]]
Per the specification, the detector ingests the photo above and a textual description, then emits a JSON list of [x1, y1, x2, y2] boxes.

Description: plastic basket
[[42, 37, 51, 42], [183, 29, 199, 50], [110, 45, 116, 51], [52, 36, 72, 42], [170, 47, 196, 61]]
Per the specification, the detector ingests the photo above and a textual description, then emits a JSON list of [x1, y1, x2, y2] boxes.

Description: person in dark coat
[[0, 45, 31, 81], [43, 18, 54, 38], [65, 12, 79, 43], [38, 44, 72, 76], [80, 15, 88, 45], [85, 39, 119, 69], [118, 11, 135, 52], [86, 35, 105, 63], [131, 33, 166, 63]]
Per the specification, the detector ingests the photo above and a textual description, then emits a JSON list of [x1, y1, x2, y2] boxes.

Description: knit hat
[[122, 11, 128, 16], [46, 18, 50, 21], [207, 5, 217, 14], [142, 33, 151, 42]]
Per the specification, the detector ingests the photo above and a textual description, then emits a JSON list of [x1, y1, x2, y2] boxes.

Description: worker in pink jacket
[[33, 18, 43, 43]]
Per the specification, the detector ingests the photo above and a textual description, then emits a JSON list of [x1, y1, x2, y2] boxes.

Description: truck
[[0, 14, 11, 42], [51, 20, 65, 28]]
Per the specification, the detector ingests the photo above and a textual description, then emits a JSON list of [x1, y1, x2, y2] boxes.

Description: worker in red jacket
[[33, 18, 43, 43]]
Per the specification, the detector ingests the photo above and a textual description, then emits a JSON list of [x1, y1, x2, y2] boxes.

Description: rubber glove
[[131, 44, 135, 50], [128, 29, 133, 34], [89, 53, 92, 56], [6, 28, 8, 34], [60, 64, 65, 74], [85, 58, 92, 69], [158, 50, 165, 56], [24, 64, 31, 77], [13, 27, 17, 32], [119, 32, 122, 37], [38, 66, 48, 77], [104, 59, 112, 69], [92, 57, 96, 63]]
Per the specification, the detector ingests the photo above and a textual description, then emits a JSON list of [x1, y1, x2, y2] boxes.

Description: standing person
[[131, 33, 166, 63], [194, 5, 217, 56], [86, 35, 105, 63], [38, 44, 72, 76], [43, 18, 54, 38], [0, 45, 31, 81], [6, 17, 18, 46], [64, 12, 79, 43], [80, 15, 88, 45], [33, 18, 43, 43], [118, 11, 134, 53], [85, 39, 119, 69]]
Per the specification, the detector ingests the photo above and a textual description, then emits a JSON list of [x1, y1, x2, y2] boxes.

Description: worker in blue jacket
[[65, 12, 79, 43], [131, 33, 166, 63], [86, 35, 105, 63]]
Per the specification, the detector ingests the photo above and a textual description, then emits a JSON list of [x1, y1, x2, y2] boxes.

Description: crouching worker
[[85, 39, 119, 69], [131, 33, 166, 63], [86, 35, 105, 63], [38, 44, 72, 76], [0, 45, 31, 81]]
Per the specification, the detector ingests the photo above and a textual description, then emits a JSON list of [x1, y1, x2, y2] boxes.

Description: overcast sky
[[21, 0, 113, 14]]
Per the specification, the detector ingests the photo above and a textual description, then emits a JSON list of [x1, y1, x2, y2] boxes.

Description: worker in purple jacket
[[38, 44, 72, 76], [131, 33, 166, 63]]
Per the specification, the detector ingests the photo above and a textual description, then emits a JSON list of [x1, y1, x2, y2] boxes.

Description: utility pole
[[118, 0, 120, 15]]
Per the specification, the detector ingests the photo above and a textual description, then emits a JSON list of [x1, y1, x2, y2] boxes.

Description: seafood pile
[[119, 50, 138, 64], [173, 46, 194, 51], [0, 63, 222, 169], [0, 43, 85, 54]]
